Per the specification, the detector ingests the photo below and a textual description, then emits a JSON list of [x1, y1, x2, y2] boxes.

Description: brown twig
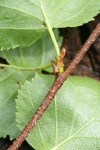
[[8, 23, 100, 150]]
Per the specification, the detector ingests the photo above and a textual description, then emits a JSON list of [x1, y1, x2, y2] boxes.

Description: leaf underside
[[0, 68, 34, 139], [16, 74, 100, 150], [0, 30, 62, 139], [0, 30, 61, 68], [0, 0, 99, 50]]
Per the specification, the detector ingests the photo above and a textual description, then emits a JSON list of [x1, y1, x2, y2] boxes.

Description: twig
[[8, 23, 100, 150]]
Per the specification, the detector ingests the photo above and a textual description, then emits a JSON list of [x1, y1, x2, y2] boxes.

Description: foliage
[[0, 30, 61, 139], [0, 68, 33, 139], [0, 0, 99, 50], [0, 0, 99, 149], [0, 30, 61, 68], [16, 74, 100, 150]]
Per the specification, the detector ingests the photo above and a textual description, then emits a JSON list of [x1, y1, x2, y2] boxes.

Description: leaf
[[0, 0, 99, 50], [0, 30, 61, 139], [16, 74, 100, 150], [0, 30, 61, 68], [0, 68, 34, 139]]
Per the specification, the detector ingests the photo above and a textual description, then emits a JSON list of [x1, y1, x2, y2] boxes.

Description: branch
[[8, 23, 100, 150]]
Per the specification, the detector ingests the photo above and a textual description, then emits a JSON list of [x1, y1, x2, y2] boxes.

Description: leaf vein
[[55, 97, 58, 145], [37, 123, 45, 149], [51, 119, 94, 150], [0, 5, 43, 22], [53, 0, 94, 25]]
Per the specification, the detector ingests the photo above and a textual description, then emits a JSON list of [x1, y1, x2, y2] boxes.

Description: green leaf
[[0, 0, 99, 50], [0, 30, 61, 139], [0, 68, 34, 139], [16, 74, 100, 150], [0, 30, 61, 69]]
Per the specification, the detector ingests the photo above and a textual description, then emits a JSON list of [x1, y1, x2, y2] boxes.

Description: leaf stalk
[[39, 0, 60, 61]]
